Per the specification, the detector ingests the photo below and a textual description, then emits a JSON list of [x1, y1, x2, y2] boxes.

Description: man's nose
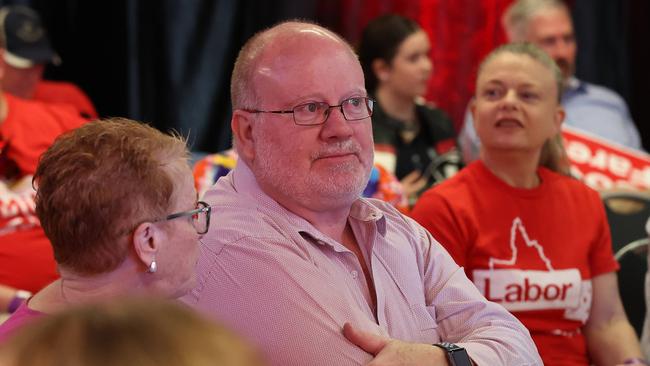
[[547, 40, 571, 61], [321, 106, 353, 139]]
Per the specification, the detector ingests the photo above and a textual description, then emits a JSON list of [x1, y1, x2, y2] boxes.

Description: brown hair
[[34, 118, 189, 275], [357, 14, 422, 95], [477, 42, 570, 175], [0, 298, 263, 366]]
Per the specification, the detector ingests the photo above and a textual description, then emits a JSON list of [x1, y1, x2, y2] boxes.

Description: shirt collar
[[349, 198, 387, 237], [564, 76, 587, 94], [300, 200, 387, 253]]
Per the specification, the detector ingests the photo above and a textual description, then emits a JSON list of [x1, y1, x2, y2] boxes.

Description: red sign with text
[[562, 126, 650, 191]]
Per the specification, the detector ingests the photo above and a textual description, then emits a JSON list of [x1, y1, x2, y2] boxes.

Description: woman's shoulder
[[415, 100, 450, 119], [415, 101, 455, 136], [541, 168, 602, 202]]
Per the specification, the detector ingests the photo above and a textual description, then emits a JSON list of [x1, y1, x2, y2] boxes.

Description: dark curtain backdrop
[[1, 0, 647, 152]]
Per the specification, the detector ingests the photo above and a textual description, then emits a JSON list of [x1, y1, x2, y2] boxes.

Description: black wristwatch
[[433, 342, 472, 366]]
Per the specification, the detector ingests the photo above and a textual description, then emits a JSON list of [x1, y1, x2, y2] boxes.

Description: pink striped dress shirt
[[183, 161, 542, 365]]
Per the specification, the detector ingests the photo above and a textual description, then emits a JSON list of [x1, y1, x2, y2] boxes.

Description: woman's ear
[[469, 97, 478, 128], [554, 105, 566, 131], [132, 222, 160, 271], [372, 59, 390, 83]]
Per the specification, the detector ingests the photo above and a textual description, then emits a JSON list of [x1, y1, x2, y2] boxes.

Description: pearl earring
[[146, 259, 157, 273]]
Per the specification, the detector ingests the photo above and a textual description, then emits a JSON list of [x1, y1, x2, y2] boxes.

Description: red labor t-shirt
[[411, 161, 618, 366], [0, 94, 87, 292]]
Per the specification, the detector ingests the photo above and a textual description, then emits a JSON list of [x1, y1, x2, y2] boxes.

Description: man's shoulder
[[202, 177, 307, 249], [542, 168, 601, 203], [33, 81, 97, 119], [416, 103, 456, 140], [5, 94, 85, 125], [573, 79, 627, 107], [415, 102, 452, 124], [35, 80, 85, 94]]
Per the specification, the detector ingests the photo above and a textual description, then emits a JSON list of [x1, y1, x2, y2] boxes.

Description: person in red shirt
[[411, 43, 645, 365], [0, 87, 87, 314], [0, 5, 97, 119]]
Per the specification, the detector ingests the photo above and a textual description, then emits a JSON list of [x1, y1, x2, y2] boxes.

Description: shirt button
[[351, 270, 358, 279]]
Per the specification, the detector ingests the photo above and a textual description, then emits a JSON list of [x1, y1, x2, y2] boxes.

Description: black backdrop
[[3, 0, 649, 153]]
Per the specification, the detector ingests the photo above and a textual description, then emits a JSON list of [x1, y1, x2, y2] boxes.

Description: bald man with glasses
[[184, 21, 541, 366]]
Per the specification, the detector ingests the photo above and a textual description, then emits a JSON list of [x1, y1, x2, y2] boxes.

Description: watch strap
[[434, 342, 472, 366]]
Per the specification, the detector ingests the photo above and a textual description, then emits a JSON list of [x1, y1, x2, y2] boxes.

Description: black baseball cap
[[0, 5, 60, 68]]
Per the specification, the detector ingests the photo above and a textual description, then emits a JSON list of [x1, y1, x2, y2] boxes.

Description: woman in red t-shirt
[[411, 43, 644, 365]]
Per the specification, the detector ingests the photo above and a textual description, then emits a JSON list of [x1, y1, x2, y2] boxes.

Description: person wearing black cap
[[0, 5, 97, 119]]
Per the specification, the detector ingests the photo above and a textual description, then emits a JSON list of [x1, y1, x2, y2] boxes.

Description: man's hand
[[343, 322, 450, 366]]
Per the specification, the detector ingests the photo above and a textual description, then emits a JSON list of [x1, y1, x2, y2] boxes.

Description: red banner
[[563, 126, 650, 191]]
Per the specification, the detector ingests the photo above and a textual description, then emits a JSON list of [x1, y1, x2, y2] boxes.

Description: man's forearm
[[456, 322, 542, 365]]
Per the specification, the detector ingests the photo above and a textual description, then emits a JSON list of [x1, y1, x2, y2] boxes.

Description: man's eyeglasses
[[159, 201, 211, 235], [244, 96, 374, 126]]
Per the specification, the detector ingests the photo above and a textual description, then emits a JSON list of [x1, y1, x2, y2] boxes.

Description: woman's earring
[[146, 259, 157, 273]]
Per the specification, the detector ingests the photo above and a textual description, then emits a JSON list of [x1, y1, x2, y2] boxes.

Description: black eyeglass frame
[[160, 201, 211, 235], [242, 97, 375, 126]]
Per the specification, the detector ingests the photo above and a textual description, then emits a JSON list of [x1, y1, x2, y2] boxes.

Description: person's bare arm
[[584, 272, 646, 365]]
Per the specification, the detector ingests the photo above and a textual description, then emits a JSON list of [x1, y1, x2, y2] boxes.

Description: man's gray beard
[[254, 139, 370, 207]]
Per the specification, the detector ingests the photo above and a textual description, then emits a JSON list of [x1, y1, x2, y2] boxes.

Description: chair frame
[[615, 238, 650, 261]]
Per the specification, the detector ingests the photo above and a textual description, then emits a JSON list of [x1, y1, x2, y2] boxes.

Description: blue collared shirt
[[459, 77, 643, 162]]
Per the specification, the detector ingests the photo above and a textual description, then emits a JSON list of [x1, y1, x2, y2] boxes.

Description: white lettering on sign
[[566, 141, 632, 178], [474, 269, 581, 311], [0, 182, 39, 235], [565, 139, 650, 190], [566, 140, 591, 164], [0, 191, 35, 218], [475, 217, 592, 320], [629, 167, 650, 189]]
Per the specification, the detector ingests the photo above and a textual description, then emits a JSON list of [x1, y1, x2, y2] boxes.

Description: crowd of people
[[0, 1, 647, 365]]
